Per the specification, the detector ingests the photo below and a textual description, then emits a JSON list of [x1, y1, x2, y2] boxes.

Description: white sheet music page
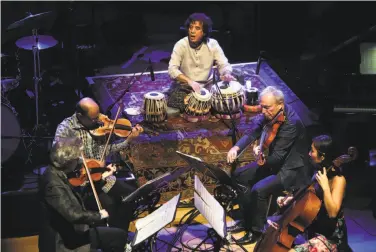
[[133, 193, 181, 246], [194, 175, 226, 238]]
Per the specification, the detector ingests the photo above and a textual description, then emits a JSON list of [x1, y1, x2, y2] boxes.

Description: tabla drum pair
[[143, 91, 167, 123], [183, 88, 212, 122], [210, 81, 245, 119]]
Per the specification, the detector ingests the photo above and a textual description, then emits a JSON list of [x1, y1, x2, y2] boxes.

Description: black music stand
[[176, 151, 241, 192], [121, 166, 190, 204]]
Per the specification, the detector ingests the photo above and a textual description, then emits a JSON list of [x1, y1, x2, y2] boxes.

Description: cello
[[254, 147, 358, 252]]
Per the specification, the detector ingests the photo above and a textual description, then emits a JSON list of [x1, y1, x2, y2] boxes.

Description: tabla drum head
[[192, 88, 212, 101], [144, 91, 164, 100]]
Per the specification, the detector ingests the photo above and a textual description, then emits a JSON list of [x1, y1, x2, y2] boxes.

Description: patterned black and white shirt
[[54, 113, 130, 192]]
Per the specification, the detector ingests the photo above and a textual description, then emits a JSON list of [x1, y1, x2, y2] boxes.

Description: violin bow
[[99, 103, 124, 162], [81, 152, 108, 226]]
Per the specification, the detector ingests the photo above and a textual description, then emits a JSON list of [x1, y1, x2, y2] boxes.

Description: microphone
[[149, 58, 155, 81]]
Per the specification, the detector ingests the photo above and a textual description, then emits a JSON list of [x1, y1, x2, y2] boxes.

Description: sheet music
[[133, 193, 181, 246], [194, 175, 226, 238]]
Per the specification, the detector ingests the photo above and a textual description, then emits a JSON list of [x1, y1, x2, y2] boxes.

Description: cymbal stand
[[31, 28, 42, 128]]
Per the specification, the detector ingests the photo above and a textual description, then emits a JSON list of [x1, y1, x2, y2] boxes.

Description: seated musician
[[167, 12, 235, 112], [39, 137, 127, 252], [227, 86, 311, 244], [270, 135, 349, 252], [54, 97, 142, 232]]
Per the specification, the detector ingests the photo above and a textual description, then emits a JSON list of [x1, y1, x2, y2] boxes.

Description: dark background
[[1, 1, 376, 237]]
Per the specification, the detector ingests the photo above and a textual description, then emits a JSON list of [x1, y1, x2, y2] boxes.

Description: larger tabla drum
[[210, 80, 245, 119]]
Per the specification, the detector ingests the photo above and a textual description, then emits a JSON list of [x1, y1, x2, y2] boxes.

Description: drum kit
[[2, 11, 58, 164]]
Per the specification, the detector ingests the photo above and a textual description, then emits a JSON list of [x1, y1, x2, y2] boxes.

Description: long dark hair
[[184, 13, 213, 43], [312, 135, 341, 176]]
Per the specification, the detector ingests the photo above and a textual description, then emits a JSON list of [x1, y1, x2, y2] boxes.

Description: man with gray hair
[[226, 86, 311, 244], [39, 137, 127, 252]]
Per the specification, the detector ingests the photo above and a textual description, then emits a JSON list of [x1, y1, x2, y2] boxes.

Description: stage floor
[[86, 61, 314, 202]]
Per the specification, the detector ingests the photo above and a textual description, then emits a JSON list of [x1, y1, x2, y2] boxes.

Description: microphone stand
[[255, 50, 266, 75], [104, 64, 151, 118], [212, 67, 240, 174]]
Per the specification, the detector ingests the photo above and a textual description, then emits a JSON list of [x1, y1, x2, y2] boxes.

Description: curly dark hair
[[184, 13, 213, 43]]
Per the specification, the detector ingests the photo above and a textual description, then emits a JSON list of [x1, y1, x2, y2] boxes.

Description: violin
[[90, 113, 136, 138], [256, 109, 285, 165], [69, 105, 142, 187]]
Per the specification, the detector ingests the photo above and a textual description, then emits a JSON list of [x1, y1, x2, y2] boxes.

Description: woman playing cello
[[269, 135, 350, 252]]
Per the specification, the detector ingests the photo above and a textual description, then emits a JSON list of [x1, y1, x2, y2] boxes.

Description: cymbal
[[15, 35, 58, 50], [7, 11, 54, 30]]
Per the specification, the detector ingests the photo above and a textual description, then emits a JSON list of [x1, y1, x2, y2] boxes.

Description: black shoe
[[227, 222, 245, 233], [234, 231, 262, 245]]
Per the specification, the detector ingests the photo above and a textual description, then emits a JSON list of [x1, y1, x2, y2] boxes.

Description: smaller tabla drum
[[183, 88, 212, 122], [143, 91, 167, 123], [211, 81, 245, 119]]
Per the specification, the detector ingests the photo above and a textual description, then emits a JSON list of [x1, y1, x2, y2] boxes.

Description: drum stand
[[212, 68, 241, 174]]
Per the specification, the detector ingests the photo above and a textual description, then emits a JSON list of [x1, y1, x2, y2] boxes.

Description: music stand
[[121, 166, 190, 204], [131, 193, 182, 251], [192, 175, 247, 252], [176, 151, 241, 192]]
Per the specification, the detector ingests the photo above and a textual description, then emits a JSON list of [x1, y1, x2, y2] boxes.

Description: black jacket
[[39, 165, 102, 252], [235, 104, 311, 189]]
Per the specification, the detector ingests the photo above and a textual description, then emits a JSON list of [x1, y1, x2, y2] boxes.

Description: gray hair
[[50, 137, 83, 168], [259, 86, 285, 104]]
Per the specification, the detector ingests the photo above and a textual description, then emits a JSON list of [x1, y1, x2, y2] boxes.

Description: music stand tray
[[131, 193, 181, 247]]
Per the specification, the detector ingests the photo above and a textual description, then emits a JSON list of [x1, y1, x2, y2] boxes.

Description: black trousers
[[233, 161, 284, 233], [83, 180, 137, 234], [90, 226, 127, 252]]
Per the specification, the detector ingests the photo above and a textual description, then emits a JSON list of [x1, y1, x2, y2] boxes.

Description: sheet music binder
[[132, 193, 181, 246]]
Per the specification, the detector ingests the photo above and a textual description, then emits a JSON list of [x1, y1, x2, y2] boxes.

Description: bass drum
[[1, 101, 21, 164]]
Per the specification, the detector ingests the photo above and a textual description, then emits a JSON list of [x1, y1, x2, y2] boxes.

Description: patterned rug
[[87, 62, 312, 202]]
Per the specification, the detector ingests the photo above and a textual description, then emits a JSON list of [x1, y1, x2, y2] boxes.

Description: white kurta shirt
[[168, 37, 232, 82]]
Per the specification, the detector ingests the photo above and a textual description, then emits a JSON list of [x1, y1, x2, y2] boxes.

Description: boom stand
[[105, 63, 152, 118], [212, 67, 240, 174], [31, 29, 42, 128]]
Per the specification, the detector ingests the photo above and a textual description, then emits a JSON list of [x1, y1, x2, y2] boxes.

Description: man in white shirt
[[167, 13, 235, 111]]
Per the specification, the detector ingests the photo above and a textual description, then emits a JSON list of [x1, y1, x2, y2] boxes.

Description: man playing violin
[[39, 137, 127, 252], [226, 86, 311, 244], [54, 97, 142, 232]]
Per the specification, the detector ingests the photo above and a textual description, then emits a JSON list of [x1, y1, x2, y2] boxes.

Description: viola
[[256, 109, 285, 165], [67, 160, 125, 187], [80, 153, 108, 226]]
